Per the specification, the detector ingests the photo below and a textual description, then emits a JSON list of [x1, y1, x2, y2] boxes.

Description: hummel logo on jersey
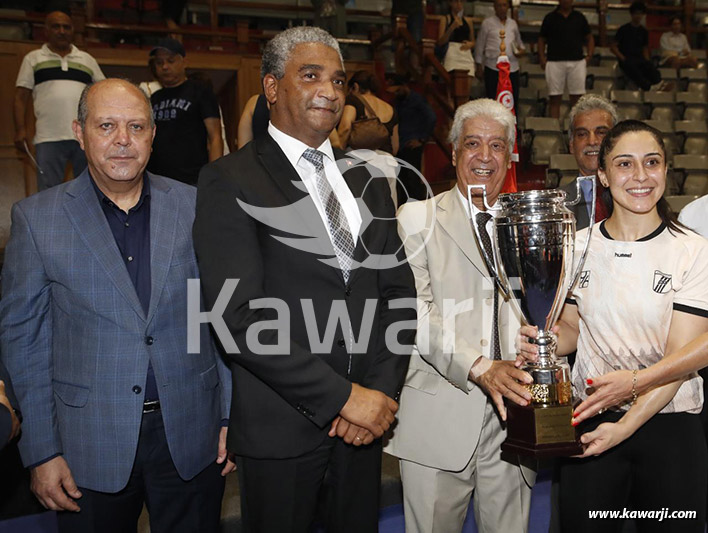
[[579, 270, 590, 288], [653, 270, 673, 294], [614, 252, 632, 258]]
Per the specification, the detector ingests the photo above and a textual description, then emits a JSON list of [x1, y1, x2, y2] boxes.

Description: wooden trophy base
[[500, 401, 583, 458]]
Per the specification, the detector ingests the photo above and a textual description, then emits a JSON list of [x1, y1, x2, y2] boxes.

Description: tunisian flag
[[496, 53, 518, 193]]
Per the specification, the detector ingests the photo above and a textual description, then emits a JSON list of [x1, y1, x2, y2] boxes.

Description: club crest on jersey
[[579, 270, 590, 288], [653, 270, 672, 294]]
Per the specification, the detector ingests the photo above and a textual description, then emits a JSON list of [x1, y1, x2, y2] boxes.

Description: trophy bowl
[[468, 178, 595, 458]]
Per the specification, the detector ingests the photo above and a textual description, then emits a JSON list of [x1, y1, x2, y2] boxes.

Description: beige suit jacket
[[386, 187, 531, 476]]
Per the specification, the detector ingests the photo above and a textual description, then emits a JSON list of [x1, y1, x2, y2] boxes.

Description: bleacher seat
[[673, 154, 708, 195], [644, 92, 676, 121], [524, 117, 566, 165], [675, 120, 708, 156], [586, 66, 616, 93], [594, 47, 618, 70], [546, 153, 579, 188], [521, 63, 547, 91], [665, 194, 700, 213], [659, 67, 679, 82], [643, 119, 679, 163], [694, 49, 707, 70], [680, 68, 708, 99], [517, 87, 542, 125], [677, 91, 708, 121], [611, 90, 646, 120]]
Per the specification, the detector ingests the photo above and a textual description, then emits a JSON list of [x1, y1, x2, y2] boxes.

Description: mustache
[[309, 100, 339, 113]]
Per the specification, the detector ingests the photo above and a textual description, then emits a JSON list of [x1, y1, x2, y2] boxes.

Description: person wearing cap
[[146, 38, 224, 185], [14, 11, 105, 191]]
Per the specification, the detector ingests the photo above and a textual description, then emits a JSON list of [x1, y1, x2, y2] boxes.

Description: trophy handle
[[565, 175, 596, 292], [466, 185, 510, 300]]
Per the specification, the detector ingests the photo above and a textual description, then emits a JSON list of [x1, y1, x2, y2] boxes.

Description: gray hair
[[448, 98, 516, 156], [567, 94, 618, 139], [77, 79, 154, 130], [261, 26, 343, 79]]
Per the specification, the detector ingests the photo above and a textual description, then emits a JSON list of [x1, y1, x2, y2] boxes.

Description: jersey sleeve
[[673, 238, 708, 318], [15, 54, 34, 90]]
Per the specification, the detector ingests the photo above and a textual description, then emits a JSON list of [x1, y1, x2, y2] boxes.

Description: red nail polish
[[586, 378, 593, 385], [573, 411, 578, 417], [571, 420, 579, 427]]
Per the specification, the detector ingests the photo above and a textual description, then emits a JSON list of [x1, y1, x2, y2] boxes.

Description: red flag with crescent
[[496, 53, 518, 193]]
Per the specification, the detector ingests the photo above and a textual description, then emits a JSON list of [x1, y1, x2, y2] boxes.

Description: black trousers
[[236, 437, 382, 533], [560, 411, 707, 533], [484, 66, 520, 117], [620, 58, 661, 91], [57, 410, 225, 533]]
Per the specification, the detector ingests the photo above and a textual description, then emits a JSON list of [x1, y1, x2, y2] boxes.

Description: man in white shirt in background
[[14, 11, 104, 191], [474, 0, 526, 115]]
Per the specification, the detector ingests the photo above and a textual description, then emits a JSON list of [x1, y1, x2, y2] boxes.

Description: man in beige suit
[[386, 99, 536, 533]]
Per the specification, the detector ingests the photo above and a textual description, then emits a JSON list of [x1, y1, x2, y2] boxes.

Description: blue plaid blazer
[[0, 170, 231, 493]]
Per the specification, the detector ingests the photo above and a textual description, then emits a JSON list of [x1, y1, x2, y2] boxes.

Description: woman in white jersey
[[521, 120, 708, 532]]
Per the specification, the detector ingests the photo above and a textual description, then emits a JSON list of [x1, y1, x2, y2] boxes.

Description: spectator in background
[[612, 1, 663, 91], [660, 16, 698, 69], [237, 92, 341, 149], [14, 10, 105, 191], [538, 0, 593, 119], [564, 94, 616, 230], [338, 70, 399, 155], [161, 0, 188, 38], [311, 0, 347, 38], [474, 0, 526, 114], [386, 74, 436, 201], [147, 38, 223, 185], [437, 0, 476, 76], [392, 0, 424, 70], [187, 71, 231, 155]]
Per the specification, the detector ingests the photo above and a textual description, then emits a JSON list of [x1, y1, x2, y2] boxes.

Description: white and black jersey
[[568, 221, 708, 414]]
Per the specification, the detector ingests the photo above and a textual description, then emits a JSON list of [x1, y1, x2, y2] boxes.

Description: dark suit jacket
[[194, 133, 416, 459], [0, 360, 18, 448], [0, 171, 231, 492], [563, 180, 591, 231]]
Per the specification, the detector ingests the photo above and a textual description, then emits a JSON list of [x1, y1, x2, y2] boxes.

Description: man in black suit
[[563, 93, 617, 230], [193, 26, 416, 533]]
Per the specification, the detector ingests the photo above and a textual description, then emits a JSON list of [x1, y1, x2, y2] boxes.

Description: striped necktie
[[302, 148, 356, 284], [475, 211, 502, 360]]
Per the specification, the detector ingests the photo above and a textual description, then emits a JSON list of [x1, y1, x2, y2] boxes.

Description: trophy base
[[501, 401, 583, 458]]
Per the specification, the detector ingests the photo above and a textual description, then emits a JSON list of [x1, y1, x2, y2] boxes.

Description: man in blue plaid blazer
[[0, 79, 232, 533]]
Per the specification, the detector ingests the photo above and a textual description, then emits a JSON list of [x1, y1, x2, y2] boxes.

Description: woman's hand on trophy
[[574, 421, 632, 458], [571, 370, 635, 425], [475, 361, 534, 421]]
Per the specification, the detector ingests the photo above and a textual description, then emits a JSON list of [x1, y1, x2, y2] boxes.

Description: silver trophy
[[468, 176, 595, 457]]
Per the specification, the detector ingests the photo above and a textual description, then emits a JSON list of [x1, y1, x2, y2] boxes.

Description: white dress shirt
[[268, 122, 362, 244], [457, 186, 499, 378], [474, 15, 526, 72]]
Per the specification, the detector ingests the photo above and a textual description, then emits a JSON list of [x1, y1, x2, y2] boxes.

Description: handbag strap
[[354, 94, 380, 120]]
